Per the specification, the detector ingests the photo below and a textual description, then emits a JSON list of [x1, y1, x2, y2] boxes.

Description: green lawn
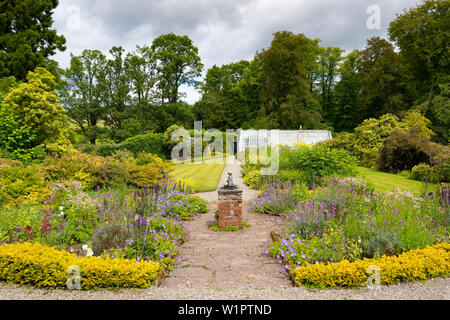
[[170, 163, 226, 192], [356, 167, 435, 195]]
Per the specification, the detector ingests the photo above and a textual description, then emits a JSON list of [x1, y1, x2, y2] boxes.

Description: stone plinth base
[[217, 188, 243, 228]]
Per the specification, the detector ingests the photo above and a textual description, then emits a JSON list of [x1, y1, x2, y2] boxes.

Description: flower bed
[[0, 151, 209, 288], [0, 242, 160, 289], [292, 242, 450, 288], [254, 174, 449, 287]]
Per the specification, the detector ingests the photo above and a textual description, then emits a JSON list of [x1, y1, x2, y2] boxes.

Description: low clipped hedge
[[0, 242, 160, 289], [79, 133, 168, 159], [292, 242, 450, 288]]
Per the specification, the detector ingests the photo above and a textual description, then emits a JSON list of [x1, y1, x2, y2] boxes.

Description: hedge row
[[0, 242, 160, 289], [292, 242, 450, 288], [80, 133, 168, 159]]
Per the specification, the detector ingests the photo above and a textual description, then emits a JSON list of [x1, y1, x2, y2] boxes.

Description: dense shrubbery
[[0, 175, 208, 287], [42, 149, 169, 191], [0, 242, 160, 289], [80, 132, 168, 159], [254, 176, 449, 282], [410, 163, 436, 183], [0, 162, 50, 207], [0, 146, 209, 288], [292, 242, 450, 288], [377, 129, 431, 173], [242, 143, 356, 189], [279, 144, 356, 184]]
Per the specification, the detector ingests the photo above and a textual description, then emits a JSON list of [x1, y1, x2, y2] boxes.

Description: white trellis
[[237, 129, 332, 152]]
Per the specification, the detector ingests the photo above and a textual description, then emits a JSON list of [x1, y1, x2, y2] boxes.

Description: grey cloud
[[52, 0, 420, 103]]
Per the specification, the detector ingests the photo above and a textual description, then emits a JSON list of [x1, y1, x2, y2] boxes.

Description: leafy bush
[[127, 163, 167, 188], [291, 242, 450, 288], [122, 133, 166, 158], [322, 131, 355, 154], [0, 163, 50, 207], [243, 169, 263, 189], [1, 68, 72, 155], [410, 163, 436, 183], [0, 242, 160, 289], [81, 133, 167, 159], [353, 114, 406, 167], [279, 144, 356, 186], [43, 150, 169, 190], [271, 169, 308, 184], [135, 152, 166, 166], [377, 129, 432, 173]]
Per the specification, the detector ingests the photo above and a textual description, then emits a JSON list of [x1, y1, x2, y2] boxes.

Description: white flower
[[59, 206, 64, 211], [86, 248, 93, 257], [60, 211, 65, 217], [82, 244, 88, 251]]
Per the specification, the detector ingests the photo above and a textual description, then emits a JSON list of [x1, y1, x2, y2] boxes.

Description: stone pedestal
[[217, 188, 243, 228]]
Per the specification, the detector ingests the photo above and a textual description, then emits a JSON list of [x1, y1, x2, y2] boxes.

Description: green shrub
[[243, 170, 263, 189], [353, 114, 406, 167], [323, 132, 355, 154], [0, 163, 50, 207], [122, 133, 166, 158], [0, 242, 160, 289], [135, 152, 165, 166], [377, 129, 432, 173], [410, 163, 436, 183], [279, 144, 356, 186], [272, 169, 308, 183]]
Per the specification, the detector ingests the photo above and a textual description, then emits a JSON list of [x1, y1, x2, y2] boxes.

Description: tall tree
[[258, 31, 323, 129], [2, 67, 71, 154], [125, 45, 158, 132], [62, 50, 107, 144], [388, 0, 449, 99], [333, 50, 361, 132], [101, 46, 134, 141], [195, 60, 250, 130], [316, 46, 344, 123], [0, 0, 66, 80], [356, 37, 408, 119], [151, 33, 203, 104]]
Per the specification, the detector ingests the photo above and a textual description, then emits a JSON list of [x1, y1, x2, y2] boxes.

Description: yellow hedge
[[292, 242, 450, 288], [0, 242, 160, 289]]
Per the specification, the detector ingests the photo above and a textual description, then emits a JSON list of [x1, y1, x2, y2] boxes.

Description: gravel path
[[0, 278, 448, 300], [0, 157, 448, 299]]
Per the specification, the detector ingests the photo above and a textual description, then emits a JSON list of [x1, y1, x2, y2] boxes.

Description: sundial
[[223, 172, 238, 189]]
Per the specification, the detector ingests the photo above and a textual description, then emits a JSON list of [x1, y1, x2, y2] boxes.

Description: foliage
[[388, 0, 449, 97], [377, 129, 432, 173], [121, 133, 167, 158], [1, 67, 72, 155], [0, 0, 66, 81], [410, 163, 436, 183], [292, 242, 450, 288], [0, 242, 160, 289], [356, 37, 408, 119], [62, 50, 107, 144], [210, 220, 251, 232], [352, 113, 406, 167], [243, 170, 263, 189], [279, 144, 356, 185], [0, 163, 50, 207], [322, 131, 355, 154], [151, 33, 203, 104]]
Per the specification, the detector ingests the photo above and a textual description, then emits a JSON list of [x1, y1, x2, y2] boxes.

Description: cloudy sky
[[52, 0, 421, 103]]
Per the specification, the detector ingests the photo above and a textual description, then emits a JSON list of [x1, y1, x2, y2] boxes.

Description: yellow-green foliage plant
[[0, 242, 160, 289], [292, 242, 450, 288]]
